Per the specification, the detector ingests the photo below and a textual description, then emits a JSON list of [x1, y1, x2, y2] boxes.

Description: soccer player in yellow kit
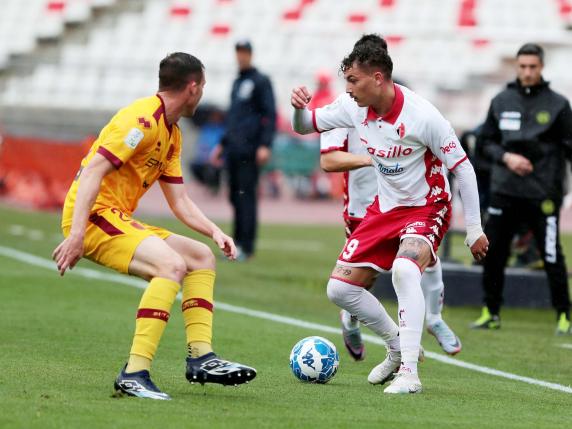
[[52, 53, 256, 400]]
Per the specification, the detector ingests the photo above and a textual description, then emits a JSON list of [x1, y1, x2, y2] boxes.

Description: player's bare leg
[[165, 234, 256, 386], [326, 265, 403, 385], [384, 237, 432, 394]]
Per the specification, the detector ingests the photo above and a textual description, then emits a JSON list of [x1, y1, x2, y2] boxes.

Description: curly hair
[[340, 42, 393, 79], [353, 33, 388, 52]]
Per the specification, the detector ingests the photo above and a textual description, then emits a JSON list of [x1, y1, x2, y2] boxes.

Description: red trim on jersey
[[423, 150, 449, 204], [320, 146, 344, 154], [97, 146, 123, 169], [311, 109, 322, 133], [330, 275, 368, 288], [394, 256, 423, 273], [181, 298, 214, 312], [154, 94, 173, 135], [136, 308, 170, 322], [365, 83, 404, 125], [448, 155, 468, 172], [159, 175, 184, 184], [89, 213, 124, 236]]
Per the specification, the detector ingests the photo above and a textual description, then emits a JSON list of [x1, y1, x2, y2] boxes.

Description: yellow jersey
[[62, 95, 183, 227]]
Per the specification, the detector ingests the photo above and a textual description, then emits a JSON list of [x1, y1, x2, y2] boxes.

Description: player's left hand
[[469, 234, 489, 262], [52, 233, 84, 276], [256, 146, 271, 166], [212, 229, 237, 260]]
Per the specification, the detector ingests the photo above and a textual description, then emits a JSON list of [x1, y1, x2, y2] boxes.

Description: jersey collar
[[366, 83, 404, 125], [154, 94, 173, 134]]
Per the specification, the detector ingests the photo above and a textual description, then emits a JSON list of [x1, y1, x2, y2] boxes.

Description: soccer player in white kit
[[321, 127, 463, 362], [292, 39, 488, 394]]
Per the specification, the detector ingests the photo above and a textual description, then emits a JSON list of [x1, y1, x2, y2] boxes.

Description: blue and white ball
[[289, 336, 339, 383]]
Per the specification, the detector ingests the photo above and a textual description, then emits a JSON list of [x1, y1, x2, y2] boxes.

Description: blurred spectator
[[189, 106, 224, 194], [211, 39, 276, 260], [471, 43, 572, 334], [308, 70, 334, 110]]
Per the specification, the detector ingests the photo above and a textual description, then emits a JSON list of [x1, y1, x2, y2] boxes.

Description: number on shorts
[[343, 239, 359, 260]]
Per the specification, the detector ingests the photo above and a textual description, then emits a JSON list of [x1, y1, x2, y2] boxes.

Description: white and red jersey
[[312, 84, 468, 213], [320, 127, 377, 220]]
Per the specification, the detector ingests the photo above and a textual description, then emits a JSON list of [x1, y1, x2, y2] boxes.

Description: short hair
[[517, 43, 544, 63], [159, 52, 204, 92], [341, 43, 393, 79], [353, 33, 388, 52]]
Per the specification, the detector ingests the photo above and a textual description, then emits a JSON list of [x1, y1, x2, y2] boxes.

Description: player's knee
[[327, 277, 357, 307], [193, 242, 216, 270], [156, 253, 187, 282], [392, 257, 420, 289]]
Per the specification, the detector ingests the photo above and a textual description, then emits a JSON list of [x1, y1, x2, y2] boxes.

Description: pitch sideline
[[0, 244, 570, 395]]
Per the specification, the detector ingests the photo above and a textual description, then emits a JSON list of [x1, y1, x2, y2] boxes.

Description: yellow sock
[[182, 269, 215, 358], [127, 277, 180, 372]]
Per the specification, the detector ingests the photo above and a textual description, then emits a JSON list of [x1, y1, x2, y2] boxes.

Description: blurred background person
[[210, 39, 276, 261], [471, 43, 572, 335], [188, 105, 225, 195]]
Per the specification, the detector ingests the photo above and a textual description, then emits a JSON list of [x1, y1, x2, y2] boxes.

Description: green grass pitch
[[1, 205, 571, 428]]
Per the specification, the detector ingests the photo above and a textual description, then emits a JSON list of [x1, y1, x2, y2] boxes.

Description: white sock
[[327, 277, 400, 352], [392, 257, 424, 373], [340, 309, 360, 330], [421, 257, 444, 326]]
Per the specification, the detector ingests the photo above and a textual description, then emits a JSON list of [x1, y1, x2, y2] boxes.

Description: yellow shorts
[[62, 207, 173, 274]]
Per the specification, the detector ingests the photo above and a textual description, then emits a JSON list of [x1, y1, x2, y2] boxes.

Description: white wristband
[[464, 224, 484, 247]]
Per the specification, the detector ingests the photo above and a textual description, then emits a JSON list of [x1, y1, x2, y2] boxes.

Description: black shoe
[[185, 352, 257, 386], [113, 365, 171, 400]]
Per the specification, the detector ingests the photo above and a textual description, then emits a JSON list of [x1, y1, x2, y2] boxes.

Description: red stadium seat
[[211, 24, 230, 35], [348, 13, 367, 24], [46, 1, 66, 12], [170, 6, 192, 17]]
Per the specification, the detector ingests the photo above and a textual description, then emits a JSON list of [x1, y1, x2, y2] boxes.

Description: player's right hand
[[52, 233, 84, 276], [291, 86, 312, 109], [469, 234, 489, 262], [503, 152, 533, 176]]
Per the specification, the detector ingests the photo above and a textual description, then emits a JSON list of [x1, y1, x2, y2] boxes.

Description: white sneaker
[[383, 372, 423, 394], [427, 320, 462, 355], [367, 346, 425, 385], [367, 351, 401, 385]]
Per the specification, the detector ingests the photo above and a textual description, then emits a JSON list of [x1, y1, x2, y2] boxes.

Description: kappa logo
[[430, 225, 440, 235], [138, 117, 151, 129], [405, 227, 417, 234]]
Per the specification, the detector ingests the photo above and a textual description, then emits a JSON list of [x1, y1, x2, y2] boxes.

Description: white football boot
[[367, 346, 425, 385], [383, 371, 423, 394], [426, 320, 462, 355]]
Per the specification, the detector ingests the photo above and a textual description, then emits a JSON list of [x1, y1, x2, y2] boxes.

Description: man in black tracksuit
[[471, 43, 572, 334], [213, 40, 276, 260]]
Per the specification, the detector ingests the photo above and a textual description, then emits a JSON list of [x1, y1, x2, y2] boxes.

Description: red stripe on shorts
[[89, 213, 124, 236], [330, 275, 368, 288], [137, 308, 170, 322], [181, 298, 214, 312]]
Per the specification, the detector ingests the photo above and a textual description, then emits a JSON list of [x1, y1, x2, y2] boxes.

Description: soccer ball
[[289, 336, 339, 383]]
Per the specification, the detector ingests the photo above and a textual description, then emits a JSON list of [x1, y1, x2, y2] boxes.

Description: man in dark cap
[[211, 39, 276, 260]]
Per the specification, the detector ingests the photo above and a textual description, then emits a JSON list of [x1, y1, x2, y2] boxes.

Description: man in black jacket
[[212, 40, 276, 260], [471, 43, 572, 334]]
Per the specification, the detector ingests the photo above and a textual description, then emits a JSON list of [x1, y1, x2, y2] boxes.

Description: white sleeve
[[320, 128, 348, 153], [313, 94, 355, 132], [452, 159, 483, 246], [424, 108, 468, 171], [292, 94, 355, 135]]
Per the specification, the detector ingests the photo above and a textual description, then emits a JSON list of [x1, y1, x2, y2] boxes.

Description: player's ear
[[373, 71, 385, 86]]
